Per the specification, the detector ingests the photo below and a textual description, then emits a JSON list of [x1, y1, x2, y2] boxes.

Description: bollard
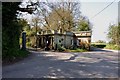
[[22, 32, 26, 50]]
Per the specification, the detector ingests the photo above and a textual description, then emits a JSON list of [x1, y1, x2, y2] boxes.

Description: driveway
[[2, 48, 119, 78]]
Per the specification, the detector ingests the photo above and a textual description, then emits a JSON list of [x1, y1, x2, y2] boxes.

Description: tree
[[20, 1, 81, 32], [19, 1, 93, 32], [107, 24, 120, 45], [76, 16, 91, 31], [19, 0, 93, 33], [2, 2, 34, 61], [46, 8, 74, 32], [2, 2, 21, 60], [96, 40, 106, 43], [18, 19, 30, 32]]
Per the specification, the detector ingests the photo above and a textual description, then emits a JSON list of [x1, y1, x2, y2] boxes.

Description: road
[[2, 48, 119, 78]]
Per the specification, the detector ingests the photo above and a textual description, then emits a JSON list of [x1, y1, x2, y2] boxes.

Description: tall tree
[[20, 1, 81, 32], [76, 16, 91, 31], [31, 17, 41, 34], [46, 8, 74, 32], [2, 2, 34, 61], [107, 24, 120, 45], [2, 2, 21, 60]]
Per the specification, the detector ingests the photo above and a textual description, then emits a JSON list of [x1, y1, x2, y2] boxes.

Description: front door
[[45, 36, 51, 50]]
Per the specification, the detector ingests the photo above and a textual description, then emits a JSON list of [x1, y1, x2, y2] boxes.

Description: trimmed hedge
[[91, 44, 106, 48], [105, 44, 120, 50]]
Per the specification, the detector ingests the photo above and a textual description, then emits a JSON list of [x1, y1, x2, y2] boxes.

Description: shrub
[[26, 41, 31, 47], [91, 43, 106, 48], [57, 44, 66, 52], [3, 49, 30, 62], [95, 45, 106, 48], [105, 44, 120, 50]]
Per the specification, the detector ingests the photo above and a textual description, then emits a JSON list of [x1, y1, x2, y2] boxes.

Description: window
[[59, 40, 61, 43]]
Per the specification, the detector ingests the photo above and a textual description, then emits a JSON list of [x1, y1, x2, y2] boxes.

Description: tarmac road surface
[[2, 48, 119, 78]]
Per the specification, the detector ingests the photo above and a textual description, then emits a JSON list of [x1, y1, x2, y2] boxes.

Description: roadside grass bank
[[65, 48, 88, 52], [3, 49, 30, 66], [57, 46, 88, 52], [91, 43, 120, 50]]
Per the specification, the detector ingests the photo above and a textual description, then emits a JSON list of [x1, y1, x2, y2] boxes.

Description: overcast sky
[[80, 0, 118, 42]]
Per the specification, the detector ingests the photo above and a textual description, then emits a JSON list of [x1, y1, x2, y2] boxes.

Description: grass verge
[[3, 49, 30, 66], [104, 44, 120, 50], [65, 48, 88, 52]]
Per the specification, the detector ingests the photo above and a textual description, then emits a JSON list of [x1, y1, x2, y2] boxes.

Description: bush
[[91, 43, 106, 48], [3, 49, 30, 62], [91, 44, 97, 47], [57, 44, 66, 52], [95, 45, 106, 48], [19, 38, 22, 45], [26, 41, 31, 47]]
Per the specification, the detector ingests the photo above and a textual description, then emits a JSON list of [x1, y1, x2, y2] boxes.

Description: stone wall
[[54, 34, 74, 49], [37, 31, 91, 50], [74, 31, 92, 50]]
